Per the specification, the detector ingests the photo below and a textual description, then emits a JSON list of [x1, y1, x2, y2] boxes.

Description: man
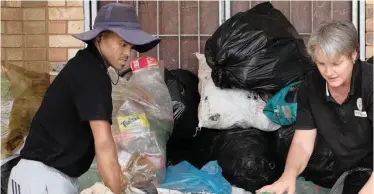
[[257, 21, 373, 194], [7, 3, 160, 194]]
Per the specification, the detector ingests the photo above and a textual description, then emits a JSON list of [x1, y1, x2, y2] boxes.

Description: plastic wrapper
[[196, 53, 280, 131], [295, 177, 330, 194], [111, 57, 174, 189], [1, 63, 49, 159], [164, 69, 186, 123], [211, 128, 280, 193], [204, 2, 316, 94], [329, 168, 371, 194], [119, 68, 200, 139], [1, 72, 14, 151], [159, 161, 232, 194], [164, 69, 200, 139], [263, 81, 300, 126], [275, 126, 337, 188]]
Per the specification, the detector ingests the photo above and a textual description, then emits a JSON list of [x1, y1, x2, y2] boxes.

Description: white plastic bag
[[195, 53, 280, 131]]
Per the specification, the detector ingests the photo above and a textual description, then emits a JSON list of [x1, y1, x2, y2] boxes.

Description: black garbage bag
[[275, 126, 337, 188], [1, 156, 21, 194], [164, 69, 200, 139], [205, 2, 316, 94], [211, 128, 281, 193], [167, 128, 222, 169]]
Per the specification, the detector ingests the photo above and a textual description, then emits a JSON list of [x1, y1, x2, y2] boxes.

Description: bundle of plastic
[[1, 72, 14, 149], [1, 63, 49, 159], [111, 57, 174, 189], [195, 53, 280, 131]]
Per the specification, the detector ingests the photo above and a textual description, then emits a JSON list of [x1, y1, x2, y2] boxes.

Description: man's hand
[[90, 120, 126, 194], [256, 173, 297, 194], [359, 173, 373, 194]]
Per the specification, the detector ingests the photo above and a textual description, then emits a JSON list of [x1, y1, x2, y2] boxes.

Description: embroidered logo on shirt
[[357, 98, 363, 111], [354, 97, 367, 117]]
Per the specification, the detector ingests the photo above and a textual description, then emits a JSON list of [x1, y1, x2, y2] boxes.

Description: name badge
[[354, 110, 367, 117]]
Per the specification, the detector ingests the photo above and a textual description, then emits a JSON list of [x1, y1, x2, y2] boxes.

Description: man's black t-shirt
[[295, 60, 373, 175], [21, 44, 113, 177]]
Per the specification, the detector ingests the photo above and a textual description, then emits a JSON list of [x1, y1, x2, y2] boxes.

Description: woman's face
[[314, 47, 357, 88]]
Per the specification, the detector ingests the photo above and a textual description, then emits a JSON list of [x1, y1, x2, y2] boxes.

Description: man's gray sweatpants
[[7, 159, 78, 194]]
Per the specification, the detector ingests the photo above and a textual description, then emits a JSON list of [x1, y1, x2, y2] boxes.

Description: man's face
[[314, 47, 357, 88], [99, 32, 133, 71]]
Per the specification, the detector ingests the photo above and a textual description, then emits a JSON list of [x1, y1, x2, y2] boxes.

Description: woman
[[257, 21, 373, 194]]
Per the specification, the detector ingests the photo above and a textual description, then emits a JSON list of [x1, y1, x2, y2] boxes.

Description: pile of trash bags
[[78, 2, 334, 193], [164, 2, 334, 194]]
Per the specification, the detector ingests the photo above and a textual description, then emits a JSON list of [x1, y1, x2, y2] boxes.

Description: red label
[[130, 56, 159, 71]]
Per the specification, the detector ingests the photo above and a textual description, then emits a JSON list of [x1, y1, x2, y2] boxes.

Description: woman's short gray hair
[[307, 21, 358, 62]]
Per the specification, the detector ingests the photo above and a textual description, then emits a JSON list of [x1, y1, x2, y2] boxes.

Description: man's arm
[[283, 129, 317, 178], [90, 120, 126, 194]]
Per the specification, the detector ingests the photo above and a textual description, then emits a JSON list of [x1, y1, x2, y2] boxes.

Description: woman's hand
[[256, 174, 296, 194]]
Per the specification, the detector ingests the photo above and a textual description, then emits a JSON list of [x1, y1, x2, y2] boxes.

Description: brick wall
[[367, 0, 373, 60], [1, 0, 85, 82], [1, 0, 372, 77]]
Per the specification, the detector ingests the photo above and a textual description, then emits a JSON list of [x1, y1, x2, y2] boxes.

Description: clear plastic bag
[[295, 177, 330, 194], [111, 57, 174, 188]]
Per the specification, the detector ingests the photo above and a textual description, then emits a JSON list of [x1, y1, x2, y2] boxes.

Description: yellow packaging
[[117, 113, 150, 131]]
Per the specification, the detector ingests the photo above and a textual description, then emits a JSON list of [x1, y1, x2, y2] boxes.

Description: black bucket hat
[[72, 3, 160, 53]]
